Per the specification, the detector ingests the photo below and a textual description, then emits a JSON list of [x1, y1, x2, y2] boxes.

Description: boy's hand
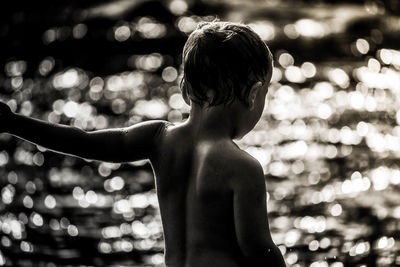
[[0, 101, 12, 133]]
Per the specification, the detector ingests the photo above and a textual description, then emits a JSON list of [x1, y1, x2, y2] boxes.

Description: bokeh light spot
[[356, 39, 370, 54]]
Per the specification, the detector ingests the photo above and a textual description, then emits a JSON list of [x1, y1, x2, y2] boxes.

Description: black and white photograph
[[0, 0, 400, 266]]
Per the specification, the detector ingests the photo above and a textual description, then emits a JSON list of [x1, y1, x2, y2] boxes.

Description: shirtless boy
[[0, 21, 286, 267]]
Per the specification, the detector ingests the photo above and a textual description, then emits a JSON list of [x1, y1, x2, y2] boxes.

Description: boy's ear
[[247, 81, 262, 110]]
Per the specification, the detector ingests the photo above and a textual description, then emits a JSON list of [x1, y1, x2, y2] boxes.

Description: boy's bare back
[[152, 122, 240, 266], [149, 121, 282, 267]]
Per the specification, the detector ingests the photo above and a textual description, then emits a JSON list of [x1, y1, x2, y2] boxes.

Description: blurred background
[[1, 0, 400, 266]]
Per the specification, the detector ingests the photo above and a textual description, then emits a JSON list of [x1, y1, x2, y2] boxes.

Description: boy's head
[[181, 21, 273, 108]]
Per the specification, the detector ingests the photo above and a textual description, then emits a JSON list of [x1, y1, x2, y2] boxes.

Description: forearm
[[6, 113, 122, 161]]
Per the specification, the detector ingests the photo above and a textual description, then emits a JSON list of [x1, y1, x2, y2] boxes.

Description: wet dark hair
[[181, 21, 273, 107]]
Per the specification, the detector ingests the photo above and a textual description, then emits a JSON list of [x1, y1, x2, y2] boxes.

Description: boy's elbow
[[66, 129, 95, 160], [71, 129, 110, 161]]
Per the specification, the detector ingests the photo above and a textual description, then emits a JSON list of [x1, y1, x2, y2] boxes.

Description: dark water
[[1, 0, 400, 266]]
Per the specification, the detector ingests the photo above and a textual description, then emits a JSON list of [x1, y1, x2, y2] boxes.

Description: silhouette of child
[[0, 21, 286, 267]]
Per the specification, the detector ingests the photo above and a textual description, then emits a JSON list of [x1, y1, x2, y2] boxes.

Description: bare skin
[[0, 79, 285, 267]]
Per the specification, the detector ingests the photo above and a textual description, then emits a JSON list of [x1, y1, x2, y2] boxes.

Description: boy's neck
[[186, 102, 243, 140]]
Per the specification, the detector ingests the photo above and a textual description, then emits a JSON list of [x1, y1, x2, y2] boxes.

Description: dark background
[[1, 0, 400, 266]]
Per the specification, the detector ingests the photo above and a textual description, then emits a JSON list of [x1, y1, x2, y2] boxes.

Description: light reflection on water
[[1, 0, 400, 266]]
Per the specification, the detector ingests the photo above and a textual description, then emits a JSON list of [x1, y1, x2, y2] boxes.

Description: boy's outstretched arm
[[233, 158, 286, 267], [0, 101, 167, 163]]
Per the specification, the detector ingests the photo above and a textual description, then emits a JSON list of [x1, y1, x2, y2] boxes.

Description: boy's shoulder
[[200, 140, 264, 184]]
